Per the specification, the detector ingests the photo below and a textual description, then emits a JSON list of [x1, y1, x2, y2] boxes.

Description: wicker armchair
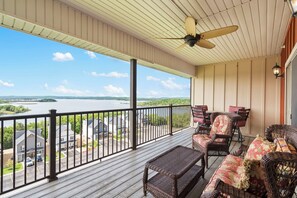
[[208, 152, 297, 198], [192, 114, 233, 168]]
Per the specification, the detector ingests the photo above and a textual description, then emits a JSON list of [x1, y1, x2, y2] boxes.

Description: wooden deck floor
[[6, 127, 253, 198]]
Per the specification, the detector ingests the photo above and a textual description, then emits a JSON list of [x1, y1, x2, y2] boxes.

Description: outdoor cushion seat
[[202, 155, 245, 196], [192, 114, 233, 168]]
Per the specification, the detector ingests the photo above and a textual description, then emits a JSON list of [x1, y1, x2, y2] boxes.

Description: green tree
[[148, 114, 167, 126]]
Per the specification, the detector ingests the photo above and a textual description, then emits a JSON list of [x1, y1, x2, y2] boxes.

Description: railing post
[[169, 104, 173, 136], [130, 59, 137, 150], [49, 109, 57, 181]]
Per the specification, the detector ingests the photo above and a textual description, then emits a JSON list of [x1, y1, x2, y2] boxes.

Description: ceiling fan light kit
[[158, 16, 238, 50]]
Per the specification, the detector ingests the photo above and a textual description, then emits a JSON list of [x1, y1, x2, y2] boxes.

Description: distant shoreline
[[0, 96, 189, 103]]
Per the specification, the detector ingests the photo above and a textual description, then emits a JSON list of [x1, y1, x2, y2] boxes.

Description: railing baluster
[[86, 113, 88, 163], [80, 114, 82, 165], [59, 116, 61, 172], [66, 115, 69, 170], [13, 120, 15, 189], [44, 118, 47, 178], [97, 113, 100, 159], [102, 112, 105, 158], [0, 121, 3, 193], [92, 113, 94, 161], [107, 112, 110, 155], [73, 114, 76, 167], [24, 119, 27, 185], [34, 118, 37, 181]]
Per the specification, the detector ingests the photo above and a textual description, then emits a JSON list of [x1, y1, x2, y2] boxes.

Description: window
[[21, 145, 25, 151], [37, 142, 41, 147]]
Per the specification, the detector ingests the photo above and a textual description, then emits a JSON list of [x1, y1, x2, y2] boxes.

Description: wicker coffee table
[[143, 145, 205, 198]]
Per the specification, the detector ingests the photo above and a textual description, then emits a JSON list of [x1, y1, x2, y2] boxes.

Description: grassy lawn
[[45, 152, 65, 162], [3, 163, 23, 175]]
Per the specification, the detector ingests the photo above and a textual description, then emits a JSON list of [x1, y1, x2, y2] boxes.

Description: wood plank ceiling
[[61, 0, 292, 66]]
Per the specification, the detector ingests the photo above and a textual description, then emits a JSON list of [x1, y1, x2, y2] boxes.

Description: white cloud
[[91, 71, 128, 78], [53, 85, 85, 95], [85, 51, 96, 59], [146, 76, 160, 81], [104, 85, 126, 96], [52, 52, 74, 62], [161, 78, 183, 90], [62, 80, 69, 85], [0, 80, 14, 87], [44, 83, 49, 89]]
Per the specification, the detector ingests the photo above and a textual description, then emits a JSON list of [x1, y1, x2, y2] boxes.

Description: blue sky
[[0, 27, 190, 98]]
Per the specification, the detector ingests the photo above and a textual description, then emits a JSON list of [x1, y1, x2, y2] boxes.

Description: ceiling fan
[[158, 17, 238, 50]]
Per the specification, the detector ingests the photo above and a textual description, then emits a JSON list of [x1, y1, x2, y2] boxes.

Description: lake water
[[2, 99, 131, 116]]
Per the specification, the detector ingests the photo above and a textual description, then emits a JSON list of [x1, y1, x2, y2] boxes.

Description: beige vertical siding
[[192, 55, 280, 136], [0, 0, 195, 77]]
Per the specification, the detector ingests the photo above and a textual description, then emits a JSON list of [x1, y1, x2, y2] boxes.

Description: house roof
[[15, 130, 44, 146], [56, 124, 74, 136]]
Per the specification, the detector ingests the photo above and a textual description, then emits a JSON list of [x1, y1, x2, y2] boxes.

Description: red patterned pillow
[[244, 135, 276, 160]]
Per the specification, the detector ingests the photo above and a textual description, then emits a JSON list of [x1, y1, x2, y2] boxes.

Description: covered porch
[[0, 0, 297, 197]]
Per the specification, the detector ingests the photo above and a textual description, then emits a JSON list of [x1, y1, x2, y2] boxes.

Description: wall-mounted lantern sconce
[[272, 63, 284, 78], [286, 0, 297, 17]]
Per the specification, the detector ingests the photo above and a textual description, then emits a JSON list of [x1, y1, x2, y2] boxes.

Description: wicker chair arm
[[214, 179, 259, 198], [211, 134, 231, 141], [231, 144, 249, 157], [261, 152, 297, 198], [200, 190, 220, 198]]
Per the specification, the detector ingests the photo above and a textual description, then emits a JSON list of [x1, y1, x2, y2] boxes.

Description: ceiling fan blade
[[196, 39, 215, 49], [175, 43, 187, 51], [155, 37, 184, 40], [185, 16, 196, 36], [200, 25, 238, 39]]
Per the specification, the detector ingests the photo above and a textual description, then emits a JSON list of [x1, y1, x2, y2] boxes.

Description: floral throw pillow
[[244, 135, 276, 161], [239, 135, 276, 196]]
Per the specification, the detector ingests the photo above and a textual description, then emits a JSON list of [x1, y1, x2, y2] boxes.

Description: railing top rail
[[171, 104, 191, 107], [55, 108, 133, 116], [0, 113, 50, 121], [136, 104, 190, 110]]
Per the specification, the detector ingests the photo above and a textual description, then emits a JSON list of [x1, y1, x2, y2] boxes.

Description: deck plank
[[7, 128, 249, 198]]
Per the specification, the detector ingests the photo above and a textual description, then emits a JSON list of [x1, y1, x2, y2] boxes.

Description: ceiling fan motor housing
[[184, 34, 200, 47]]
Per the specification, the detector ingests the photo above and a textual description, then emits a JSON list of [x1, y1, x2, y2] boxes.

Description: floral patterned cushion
[[209, 115, 231, 143], [192, 134, 212, 148], [202, 155, 244, 195], [239, 135, 276, 196], [274, 138, 291, 153]]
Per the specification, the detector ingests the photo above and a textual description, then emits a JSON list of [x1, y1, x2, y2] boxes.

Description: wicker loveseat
[[201, 124, 297, 198]]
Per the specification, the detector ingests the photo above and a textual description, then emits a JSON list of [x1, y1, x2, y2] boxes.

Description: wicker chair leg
[[205, 151, 208, 169]]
